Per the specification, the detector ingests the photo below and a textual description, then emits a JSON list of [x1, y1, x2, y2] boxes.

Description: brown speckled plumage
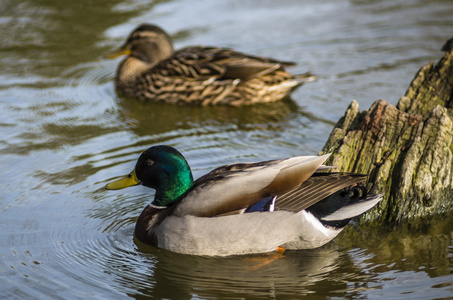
[[107, 24, 316, 105]]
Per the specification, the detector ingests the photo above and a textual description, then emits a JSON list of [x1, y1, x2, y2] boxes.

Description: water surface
[[1, 0, 453, 298]]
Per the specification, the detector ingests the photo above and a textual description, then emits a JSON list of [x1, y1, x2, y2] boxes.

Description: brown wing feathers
[[275, 173, 367, 212], [151, 47, 291, 83], [177, 156, 365, 217]]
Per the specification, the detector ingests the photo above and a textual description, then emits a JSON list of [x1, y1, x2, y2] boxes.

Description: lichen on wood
[[321, 42, 453, 224]]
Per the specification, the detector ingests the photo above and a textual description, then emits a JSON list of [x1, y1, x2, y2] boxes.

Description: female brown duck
[[107, 24, 316, 105]]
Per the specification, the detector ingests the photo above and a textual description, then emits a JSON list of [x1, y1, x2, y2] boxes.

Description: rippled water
[[1, 0, 453, 298]]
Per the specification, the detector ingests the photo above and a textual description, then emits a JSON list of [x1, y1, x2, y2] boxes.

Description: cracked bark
[[321, 39, 453, 224]]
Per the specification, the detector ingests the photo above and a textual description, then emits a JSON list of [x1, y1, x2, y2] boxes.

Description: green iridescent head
[[106, 145, 194, 207]]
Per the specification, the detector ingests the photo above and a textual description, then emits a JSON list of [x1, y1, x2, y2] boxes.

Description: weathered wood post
[[321, 39, 453, 224]]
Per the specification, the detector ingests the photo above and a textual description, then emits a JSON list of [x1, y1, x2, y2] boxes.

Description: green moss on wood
[[322, 45, 453, 226]]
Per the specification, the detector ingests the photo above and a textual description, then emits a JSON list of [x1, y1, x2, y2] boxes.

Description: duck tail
[[294, 72, 317, 84], [320, 193, 382, 223], [307, 185, 383, 229]]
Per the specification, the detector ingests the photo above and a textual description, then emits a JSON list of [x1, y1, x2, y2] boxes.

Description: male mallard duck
[[106, 145, 382, 256], [106, 24, 316, 106]]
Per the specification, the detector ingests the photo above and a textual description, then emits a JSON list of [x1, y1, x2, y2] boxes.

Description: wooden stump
[[321, 43, 453, 224]]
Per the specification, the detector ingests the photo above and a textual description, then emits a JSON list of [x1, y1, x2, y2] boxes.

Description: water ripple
[[2, 0, 453, 298]]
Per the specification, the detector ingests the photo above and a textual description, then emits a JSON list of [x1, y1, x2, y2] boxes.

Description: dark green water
[[1, 0, 452, 298]]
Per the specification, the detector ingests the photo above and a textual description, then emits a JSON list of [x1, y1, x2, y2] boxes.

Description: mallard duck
[[105, 145, 382, 256], [106, 24, 316, 106]]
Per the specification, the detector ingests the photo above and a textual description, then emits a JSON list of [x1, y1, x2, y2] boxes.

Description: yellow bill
[[105, 45, 132, 59], [105, 169, 140, 190]]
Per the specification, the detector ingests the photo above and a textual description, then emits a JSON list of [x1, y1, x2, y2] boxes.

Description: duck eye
[[146, 159, 155, 166]]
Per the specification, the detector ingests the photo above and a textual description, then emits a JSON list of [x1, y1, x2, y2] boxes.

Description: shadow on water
[[97, 211, 453, 299], [114, 243, 342, 299], [337, 214, 453, 278], [117, 96, 302, 136]]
